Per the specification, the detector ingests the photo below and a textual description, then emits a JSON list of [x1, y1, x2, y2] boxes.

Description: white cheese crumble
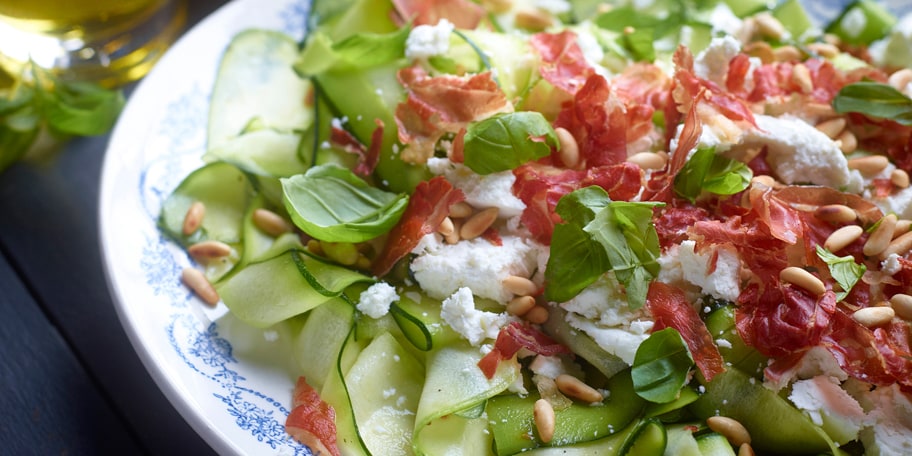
[[789, 376, 866, 445], [708, 3, 743, 37], [440, 287, 515, 346], [405, 19, 455, 60], [877, 186, 912, 221], [427, 158, 527, 218], [870, 13, 912, 70], [882, 253, 903, 276], [411, 233, 544, 303], [857, 384, 912, 456], [529, 355, 567, 379], [694, 36, 742, 88], [357, 282, 399, 319], [531, 0, 570, 14], [657, 240, 742, 303]]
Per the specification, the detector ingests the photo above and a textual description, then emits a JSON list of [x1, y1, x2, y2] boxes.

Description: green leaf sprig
[[673, 146, 752, 203], [0, 62, 124, 172], [815, 245, 866, 302], [631, 328, 694, 404], [461, 112, 557, 175], [545, 186, 663, 308], [832, 81, 912, 126]]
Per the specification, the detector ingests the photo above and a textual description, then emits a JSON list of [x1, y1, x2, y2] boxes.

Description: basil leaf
[[462, 112, 557, 175], [295, 26, 410, 76], [832, 82, 912, 126], [632, 328, 694, 404], [815, 245, 866, 301], [674, 147, 752, 203], [544, 186, 663, 309], [41, 79, 125, 136], [281, 164, 408, 243]]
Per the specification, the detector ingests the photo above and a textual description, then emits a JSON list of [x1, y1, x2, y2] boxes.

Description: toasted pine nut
[[837, 130, 857, 154], [853, 306, 895, 328], [182, 201, 206, 236], [482, 0, 513, 14], [847, 155, 889, 175], [445, 219, 462, 244], [815, 118, 846, 139], [883, 231, 912, 257], [894, 219, 912, 238], [805, 102, 835, 118], [888, 68, 912, 92], [890, 294, 912, 320], [743, 41, 774, 63], [755, 13, 786, 40], [448, 202, 473, 219], [503, 275, 538, 296], [181, 267, 219, 306], [355, 254, 372, 271], [321, 241, 359, 266], [792, 64, 813, 94], [814, 204, 857, 223], [780, 267, 826, 296], [460, 207, 499, 240], [824, 225, 863, 252], [253, 208, 292, 237], [707, 416, 751, 447], [187, 240, 233, 259], [773, 45, 801, 62], [525, 305, 550, 325], [627, 151, 668, 170], [891, 169, 910, 189], [438, 217, 455, 236], [533, 399, 556, 443], [507, 296, 536, 316], [515, 9, 552, 31], [738, 443, 756, 456], [864, 214, 897, 257], [555, 374, 603, 403], [806, 42, 840, 59], [306, 239, 323, 255], [555, 127, 580, 168]]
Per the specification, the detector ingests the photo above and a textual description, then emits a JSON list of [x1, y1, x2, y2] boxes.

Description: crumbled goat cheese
[[877, 186, 912, 221], [882, 253, 903, 276], [427, 158, 527, 218], [745, 115, 863, 193], [695, 36, 742, 88], [357, 282, 399, 319], [709, 3, 743, 37], [657, 240, 742, 302], [856, 384, 912, 456], [411, 233, 543, 303], [440, 287, 515, 346], [405, 19, 455, 60], [789, 376, 866, 445], [530, 355, 567, 379]]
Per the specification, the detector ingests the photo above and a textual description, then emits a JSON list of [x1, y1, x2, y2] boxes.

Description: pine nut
[[888, 68, 912, 92], [814, 204, 857, 223], [438, 217, 455, 236], [815, 118, 846, 139], [182, 201, 206, 236], [187, 240, 233, 259], [306, 239, 323, 256], [852, 306, 895, 328], [507, 296, 536, 316], [743, 41, 774, 64], [755, 13, 786, 40], [449, 202, 473, 219], [891, 169, 910, 189], [355, 254, 372, 271], [738, 443, 756, 456], [890, 294, 912, 320], [525, 305, 550, 325], [533, 399, 556, 443], [555, 127, 580, 168], [773, 45, 801, 62], [445, 219, 461, 244], [253, 208, 292, 237], [847, 156, 889, 176], [555, 374, 603, 403], [181, 267, 219, 306], [864, 214, 897, 257], [627, 151, 668, 170], [824, 225, 863, 252], [791, 64, 813, 94], [806, 42, 840, 59], [837, 130, 857, 154], [515, 9, 553, 31], [482, 0, 513, 14], [894, 219, 911, 238], [805, 102, 835, 118], [883, 231, 912, 257], [707, 416, 751, 447], [460, 207, 499, 240], [780, 267, 826, 296], [321, 241, 359, 266], [503, 275, 538, 296]]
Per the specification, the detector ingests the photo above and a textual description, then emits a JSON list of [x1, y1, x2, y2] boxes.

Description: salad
[[159, 0, 912, 454]]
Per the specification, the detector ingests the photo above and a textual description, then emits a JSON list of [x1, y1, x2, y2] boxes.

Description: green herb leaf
[[632, 328, 694, 404], [832, 82, 912, 126], [815, 245, 866, 301], [281, 164, 408, 243], [461, 112, 557, 175], [41, 79, 125, 136], [295, 26, 410, 76], [545, 186, 663, 308], [674, 147, 752, 203]]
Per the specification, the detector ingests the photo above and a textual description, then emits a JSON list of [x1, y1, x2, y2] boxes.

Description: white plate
[[100, 0, 313, 454], [98, 1, 909, 455]]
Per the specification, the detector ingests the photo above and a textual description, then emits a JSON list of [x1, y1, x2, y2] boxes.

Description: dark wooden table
[[0, 1, 228, 454]]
